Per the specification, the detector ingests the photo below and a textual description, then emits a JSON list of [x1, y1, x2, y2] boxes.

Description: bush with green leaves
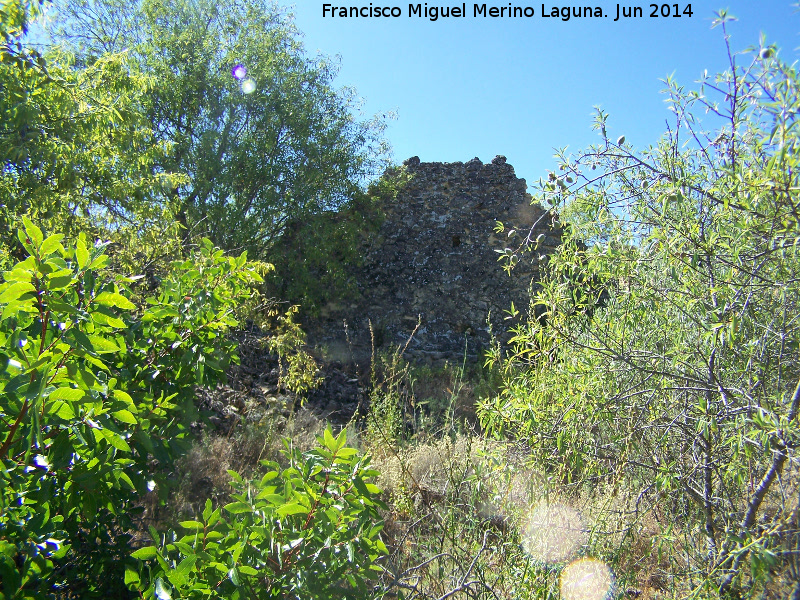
[[482, 19, 800, 596], [0, 220, 262, 598], [129, 427, 387, 600], [268, 169, 409, 313]]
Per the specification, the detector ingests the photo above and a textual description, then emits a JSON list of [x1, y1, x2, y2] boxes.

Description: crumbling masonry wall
[[307, 155, 562, 366]]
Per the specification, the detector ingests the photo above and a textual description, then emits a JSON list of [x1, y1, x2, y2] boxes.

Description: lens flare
[[231, 64, 246, 80], [241, 78, 256, 94], [560, 558, 615, 600], [522, 503, 587, 563]]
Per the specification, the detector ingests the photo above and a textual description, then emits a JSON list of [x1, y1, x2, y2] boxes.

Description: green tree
[[1, 0, 46, 42], [0, 47, 183, 264], [55, 0, 390, 259], [1, 1, 186, 270], [481, 17, 800, 596]]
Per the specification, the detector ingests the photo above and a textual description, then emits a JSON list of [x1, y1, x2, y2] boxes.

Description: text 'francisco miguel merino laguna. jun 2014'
[[321, 3, 694, 21]]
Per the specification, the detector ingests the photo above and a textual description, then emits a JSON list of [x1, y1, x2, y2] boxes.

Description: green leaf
[[48, 430, 73, 470], [364, 483, 381, 494], [49, 400, 76, 420], [87, 334, 121, 353], [48, 387, 85, 401], [40, 234, 65, 256], [70, 329, 97, 354], [276, 503, 308, 517], [260, 470, 279, 483], [131, 546, 159, 560], [177, 555, 198, 575], [117, 471, 136, 491], [111, 409, 138, 425], [92, 311, 127, 328], [76, 239, 90, 270], [112, 389, 136, 409], [202, 498, 213, 521], [337, 447, 357, 459], [48, 275, 75, 290], [22, 216, 44, 249], [179, 520, 204, 530], [0, 282, 36, 304], [100, 428, 131, 452], [88, 254, 110, 270], [124, 566, 140, 586], [207, 508, 222, 528], [224, 502, 252, 515], [164, 568, 187, 588], [210, 561, 229, 575], [259, 493, 285, 505], [93, 291, 136, 310], [335, 428, 347, 451], [323, 427, 336, 451]]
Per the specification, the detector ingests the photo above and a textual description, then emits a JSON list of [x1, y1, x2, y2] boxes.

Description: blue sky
[[288, 1, 799, 186]]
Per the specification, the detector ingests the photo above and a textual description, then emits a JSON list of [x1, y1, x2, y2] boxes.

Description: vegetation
[[484, 13, 800, 597], [0, 221, 385, 598], [1, 2, 390, 596], [0, 219, 262, 596], [129, 429, 387, 600], [3, 0, 800, 598], [268, 170, 409, 313], [54, 0, 390, 261], [0, 22, 178, 268]]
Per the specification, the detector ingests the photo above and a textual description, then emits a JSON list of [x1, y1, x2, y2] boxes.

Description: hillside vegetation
[[2, 2, 800, 599]]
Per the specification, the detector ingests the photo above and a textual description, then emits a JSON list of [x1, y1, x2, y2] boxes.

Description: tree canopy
[[0, 6, 391, 593], [0, 46, 180, 266], [54, 0, 390, 259]]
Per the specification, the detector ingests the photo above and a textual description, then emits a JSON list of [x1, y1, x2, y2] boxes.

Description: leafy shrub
[[0, 220, 262, 598], [129, 427, 387, 600], [267, 167, 409, 314], [265, 305, 321, 395], [482, 23, 800, 595]]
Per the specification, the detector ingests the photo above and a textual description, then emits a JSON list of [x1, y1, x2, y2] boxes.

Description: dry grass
[[167, 407, 326, 519], [370, 432, 800, 599]]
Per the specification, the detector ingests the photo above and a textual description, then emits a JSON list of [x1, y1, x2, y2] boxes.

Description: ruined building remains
[[307, 155, 562, 366]]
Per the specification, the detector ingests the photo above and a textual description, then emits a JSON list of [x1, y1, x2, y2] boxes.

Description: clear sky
[[287, 1, 800, 186]]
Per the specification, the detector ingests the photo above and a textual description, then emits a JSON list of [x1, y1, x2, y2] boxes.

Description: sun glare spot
[[560, 558, 615, 600], [241, 78, 256, 94], [231, 64, 246, 80], [522, 503, 587, 563]]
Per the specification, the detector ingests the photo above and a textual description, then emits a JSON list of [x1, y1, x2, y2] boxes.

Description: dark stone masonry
[[307, 155, 562, 367]]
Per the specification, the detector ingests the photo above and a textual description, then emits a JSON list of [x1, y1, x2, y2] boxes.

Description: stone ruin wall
[[306, 155, 562, 367]]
